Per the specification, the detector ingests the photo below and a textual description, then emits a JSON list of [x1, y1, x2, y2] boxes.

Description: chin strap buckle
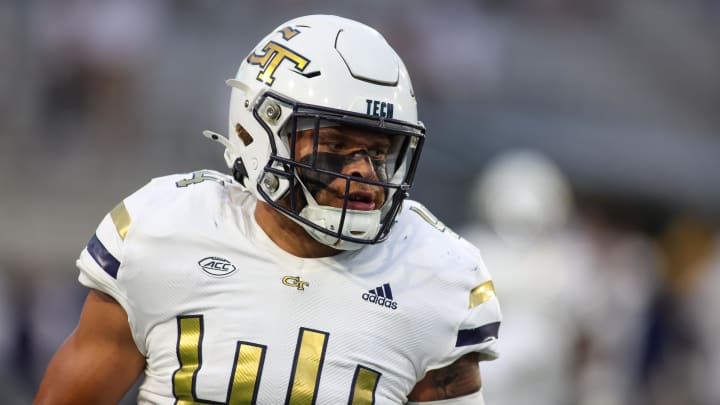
[[232, 158, 248, 186]]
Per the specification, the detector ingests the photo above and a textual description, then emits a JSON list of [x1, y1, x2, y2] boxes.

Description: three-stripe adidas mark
[[361, 283, 398, 310]]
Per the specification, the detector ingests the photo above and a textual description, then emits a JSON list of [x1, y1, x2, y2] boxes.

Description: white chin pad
[[300, 204, 381, 239]]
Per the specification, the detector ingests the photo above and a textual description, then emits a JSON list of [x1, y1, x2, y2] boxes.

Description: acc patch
[[198, 256, 237, 277]]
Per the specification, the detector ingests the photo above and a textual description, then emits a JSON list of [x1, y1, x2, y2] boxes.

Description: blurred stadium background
[[1, 0, 719, 404]]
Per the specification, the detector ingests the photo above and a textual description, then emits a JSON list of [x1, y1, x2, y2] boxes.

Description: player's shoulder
[[77, 169, 242, 293], [386, 200, 501, 362], [104, 169, 249, 244], [121, 170, 234, 218], [384, 199, 493, 285], [393, 199, 483, 263], [127, 170, 233, 204]]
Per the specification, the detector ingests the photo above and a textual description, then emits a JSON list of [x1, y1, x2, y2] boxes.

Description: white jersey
[[77, 170, 501, 404]]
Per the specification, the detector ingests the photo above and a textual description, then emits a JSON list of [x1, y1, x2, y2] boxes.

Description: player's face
[[294, 126, 391, 211]]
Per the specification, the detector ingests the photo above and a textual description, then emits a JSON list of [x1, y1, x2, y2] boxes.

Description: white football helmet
[[205, 15, 425, 250], [471, 149, 572, 245]]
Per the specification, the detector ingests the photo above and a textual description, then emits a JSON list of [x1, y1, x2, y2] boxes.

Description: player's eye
[[368, 148, 387, 160], [319, 140, 345, 152]]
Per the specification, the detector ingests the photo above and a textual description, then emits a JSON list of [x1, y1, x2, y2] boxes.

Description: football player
[[34, 15, 501, 404]]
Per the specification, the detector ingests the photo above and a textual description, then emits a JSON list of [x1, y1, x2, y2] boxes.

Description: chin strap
[[406, 389, 485, 405]]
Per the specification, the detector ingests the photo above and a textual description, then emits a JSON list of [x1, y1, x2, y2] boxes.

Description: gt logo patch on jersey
[[247, 41, 310, 86], [282, 275, 310, 290], [198, 257, 237, 277]]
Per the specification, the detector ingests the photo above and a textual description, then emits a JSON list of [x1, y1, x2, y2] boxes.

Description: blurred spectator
[[639, 216, 720, 405], [690, 230, 720, 405], [378, 2, 508, 101], [460, 149, 581, 405], [0, 264, 33, 404], [30, 0, 166, 146], [571, 205, 660, 405], [460, 149, 659, 405]]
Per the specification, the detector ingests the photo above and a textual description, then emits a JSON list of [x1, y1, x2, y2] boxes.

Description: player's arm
[[34, 289, 145, 405], [407, 352, 482, 403]]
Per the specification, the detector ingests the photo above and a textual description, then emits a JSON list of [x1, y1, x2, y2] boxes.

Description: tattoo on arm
[[407, 352, 481, 401], [430, 365, 460, 398]]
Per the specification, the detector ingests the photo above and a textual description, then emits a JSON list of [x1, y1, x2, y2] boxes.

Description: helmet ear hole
[[234, 124, 254, 146]]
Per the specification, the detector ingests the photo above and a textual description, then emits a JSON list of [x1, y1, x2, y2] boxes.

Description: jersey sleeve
[[447, 255, 501, 362], [77, 210, 128, 305], [76, 170, 234, 356], [399, 201, 502, 370], [422, 253, 501, 374], [75, 178, 158, 354]]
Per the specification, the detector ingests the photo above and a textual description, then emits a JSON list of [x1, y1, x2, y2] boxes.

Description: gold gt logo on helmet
[[246, 41, 310, 86]]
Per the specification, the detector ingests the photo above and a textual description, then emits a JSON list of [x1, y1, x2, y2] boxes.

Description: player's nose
[[343, 150, 378, 179]]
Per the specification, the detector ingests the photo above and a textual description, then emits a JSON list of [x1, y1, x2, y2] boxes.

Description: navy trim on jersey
[[455, 322, 500, 347], [87, 233, 120, 278]]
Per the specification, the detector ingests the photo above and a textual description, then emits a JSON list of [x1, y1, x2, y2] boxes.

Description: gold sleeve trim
[[110, 201, 131, 240], [469, 280, 496, 308]]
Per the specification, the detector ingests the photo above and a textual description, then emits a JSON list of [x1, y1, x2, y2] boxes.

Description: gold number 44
[[172, 315, 381, 405]]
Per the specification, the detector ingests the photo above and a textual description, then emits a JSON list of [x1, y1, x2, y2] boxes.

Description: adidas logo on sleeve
[[361, 283, 398, 310]]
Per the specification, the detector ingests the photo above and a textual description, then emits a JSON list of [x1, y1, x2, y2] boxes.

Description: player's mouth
[[339, 191, 376, 211]]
